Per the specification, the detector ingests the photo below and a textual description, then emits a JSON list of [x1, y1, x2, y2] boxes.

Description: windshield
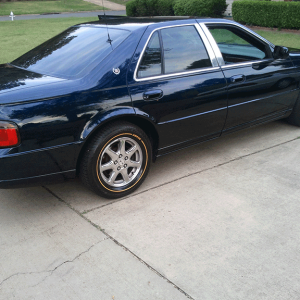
[[12, 26, 131, 79]]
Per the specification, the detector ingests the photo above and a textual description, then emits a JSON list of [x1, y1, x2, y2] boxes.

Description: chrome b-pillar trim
[[199, 23, 225, 67], [194, 23, 219, 68]]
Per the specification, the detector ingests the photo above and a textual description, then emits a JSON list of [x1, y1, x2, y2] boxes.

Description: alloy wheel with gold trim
[[80, 122, 151, 199]]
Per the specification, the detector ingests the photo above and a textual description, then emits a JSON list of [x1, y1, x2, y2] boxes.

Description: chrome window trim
[[199, 22, 275, 69], [221, 59, 273, 69], [134, 67, 220, 82], [133, 24, 219, 82]]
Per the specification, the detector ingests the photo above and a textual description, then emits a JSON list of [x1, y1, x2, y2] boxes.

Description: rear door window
[[137, 32, 162, 78], [137, 25, 212, 79], [161, 26, 211, 74]]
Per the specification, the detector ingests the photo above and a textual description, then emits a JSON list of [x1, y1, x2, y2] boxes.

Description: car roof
[[77, 16, 235, 32]]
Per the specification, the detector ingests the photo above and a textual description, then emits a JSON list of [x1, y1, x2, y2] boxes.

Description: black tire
[[287, 96, 300, 127], [80, 121, 152, 199]]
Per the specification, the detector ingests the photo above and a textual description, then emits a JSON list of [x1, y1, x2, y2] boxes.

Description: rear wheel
[[80, 122, 151, 199]]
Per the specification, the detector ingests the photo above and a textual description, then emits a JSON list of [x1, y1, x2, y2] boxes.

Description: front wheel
[[80, 122, 152, 199], [287, 95, 300, 127]]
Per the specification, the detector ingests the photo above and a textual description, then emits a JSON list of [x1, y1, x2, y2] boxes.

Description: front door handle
[[230, 75, 245, 83], [143, 89, 163, 101]]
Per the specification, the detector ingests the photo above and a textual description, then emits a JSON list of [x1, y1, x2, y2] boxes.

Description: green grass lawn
[[0, 0, 103, 16], [0, 17, 299, 65], [256, 30, 300, 48], [0, 17, 97, 63]]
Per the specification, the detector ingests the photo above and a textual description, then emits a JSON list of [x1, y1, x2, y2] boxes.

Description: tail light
[[0, 121, 20, 148]]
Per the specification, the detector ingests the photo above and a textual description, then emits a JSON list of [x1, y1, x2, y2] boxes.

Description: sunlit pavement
[[1, 120, 300, 300]]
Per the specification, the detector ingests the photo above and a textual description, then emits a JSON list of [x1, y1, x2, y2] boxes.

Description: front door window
[[207, 25, 272, 64]]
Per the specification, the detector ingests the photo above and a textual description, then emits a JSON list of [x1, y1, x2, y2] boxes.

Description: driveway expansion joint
[[100, 229, 195, 300], [0, 238, 107, 288], [42, 186, 195, 300]]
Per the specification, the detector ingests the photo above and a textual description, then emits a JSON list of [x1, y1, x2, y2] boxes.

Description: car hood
[[288, 48, 300, 68], [0, 63, 66, 96]]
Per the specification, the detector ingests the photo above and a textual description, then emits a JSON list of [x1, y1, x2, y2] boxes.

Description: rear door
[[127, 22, 228, 155], [200, 22, 300, 133]]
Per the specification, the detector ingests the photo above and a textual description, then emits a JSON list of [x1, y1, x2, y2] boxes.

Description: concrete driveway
[[1, 120, 300, 300]]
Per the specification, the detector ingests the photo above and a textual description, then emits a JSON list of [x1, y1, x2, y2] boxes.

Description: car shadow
[[1, 120, 299, 215]]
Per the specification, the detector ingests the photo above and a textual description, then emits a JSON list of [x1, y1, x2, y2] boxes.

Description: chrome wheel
[[99, 137, 143, 188]]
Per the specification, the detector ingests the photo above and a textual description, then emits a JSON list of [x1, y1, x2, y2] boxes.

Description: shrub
[[156, 0, 176, 15], [135, 0, 157, 16], [126, 0, 226, 17], [233, 0, 300, 29], [126, 0, 176, 16], [126, 0, 155, 16], [174, 0, 227, 17], [210, 0, 228, 16], [126, 0, 138, 17]]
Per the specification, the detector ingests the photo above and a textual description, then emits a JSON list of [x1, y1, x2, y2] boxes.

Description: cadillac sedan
[[0, 16, 299, 198]]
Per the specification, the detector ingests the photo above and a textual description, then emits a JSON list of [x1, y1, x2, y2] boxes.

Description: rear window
[[12, 26, 130, 79]]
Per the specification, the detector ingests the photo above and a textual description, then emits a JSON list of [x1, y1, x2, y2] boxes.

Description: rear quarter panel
[[0, 29, 146, 182]]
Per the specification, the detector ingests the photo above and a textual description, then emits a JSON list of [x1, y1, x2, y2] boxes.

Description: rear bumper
[[0, 142, 82, 189]]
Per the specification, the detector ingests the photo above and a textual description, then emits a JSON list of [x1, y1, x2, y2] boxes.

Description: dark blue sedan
[[1, 16, 300, 198]]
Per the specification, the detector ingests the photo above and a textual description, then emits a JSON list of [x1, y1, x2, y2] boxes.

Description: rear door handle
[[230, 75, 245, 83], [143, 89, 163, 101]]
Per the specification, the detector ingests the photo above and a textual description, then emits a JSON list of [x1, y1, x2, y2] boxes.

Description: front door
[[204, 24, 300, 133]]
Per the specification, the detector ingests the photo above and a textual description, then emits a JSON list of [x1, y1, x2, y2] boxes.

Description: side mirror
[[273, 46, 289, 60]]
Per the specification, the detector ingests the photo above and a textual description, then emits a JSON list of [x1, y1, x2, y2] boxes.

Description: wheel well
[[76, 116, 159, 175]]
